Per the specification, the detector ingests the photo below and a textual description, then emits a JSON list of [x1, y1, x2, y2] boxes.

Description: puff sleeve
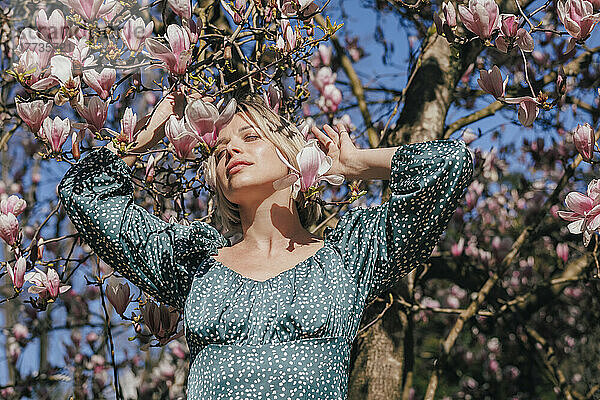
[[57, 146, 228, 309], [327, 139, 474, 304]]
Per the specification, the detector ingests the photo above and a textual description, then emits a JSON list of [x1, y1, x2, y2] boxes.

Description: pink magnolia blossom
[[557, 180, 600, 246], [66, 37, 95, 66], [317, 84, 342, 113], [500, 13, 519, 36], [145, 24, 192, 75], [451, 238, 465, 257], [145, 154, 156, 183], [332, 114, 355, 132], [7, 257, 26, 290], [477, 65, 507, 99], [12, 324, 29, 341], [36, 9, 69, 46], [6, 338, 20, 363], [185, 98, 237, 148], [185, 18, 201, 44], [83, 68, 116, 100], [24, 267, 71, 299], [16, 99, 53, 133], [31, 54, 80, 92], [504, 96, 540, 127], [106, 282, 130, 316], [557, 0, 600, 53], [59, 0, 116, 21], [263, 84, 281, 113], [116, 108, 138, 145], [13, 51, 45, 87], [434, 1, 458, 37], [41, 116, 71, 153], [17, 28, 54, 69], [275, 35, 285, 51], [1, 195, 27, 217], [312, 67, 337, 92], [215, 98, 237, 132], [441, 1, 457, 27], [165, 115, 200, 160], [318, 44, 332, 66], [279, 19, 296, 52], [273, 139, 345, 199], [121, 17, 154, 53], [462, 129, 477, 144], [169, 341, 187, 359], [556, 242, 569, 262], [495, 14, 534, 52], [167, 0, 191, 19], [0, 213, 19, 246], [73, 96, 109, 132], [279, 0, 317, 16], [185, 99, 218, 145], [572, 122, 596, 161], [457, 0, 501, 40]]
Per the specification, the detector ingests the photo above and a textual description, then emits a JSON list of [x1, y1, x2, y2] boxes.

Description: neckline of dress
[[209, 240, 329, 284]]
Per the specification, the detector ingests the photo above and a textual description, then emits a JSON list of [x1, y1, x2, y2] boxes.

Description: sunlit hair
[[203, 93, 321, 234]]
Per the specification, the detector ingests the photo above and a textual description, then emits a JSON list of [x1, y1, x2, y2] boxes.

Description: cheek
[[262, 148, 288, 174]]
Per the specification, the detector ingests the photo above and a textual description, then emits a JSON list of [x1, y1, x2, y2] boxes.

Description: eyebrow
[[215, 126, 255, 148]]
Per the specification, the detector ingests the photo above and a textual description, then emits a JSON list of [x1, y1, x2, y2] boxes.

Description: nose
[[223, 138, 243, 160]]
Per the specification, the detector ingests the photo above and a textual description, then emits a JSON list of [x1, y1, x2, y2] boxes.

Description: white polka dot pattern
[[57, 140, 473, 399]]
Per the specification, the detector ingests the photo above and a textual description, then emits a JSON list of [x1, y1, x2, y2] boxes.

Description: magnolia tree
[[0, 0, 600, 397]]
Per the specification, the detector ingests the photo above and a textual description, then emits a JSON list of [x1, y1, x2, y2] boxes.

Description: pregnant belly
[[187, 336, 351, 400]]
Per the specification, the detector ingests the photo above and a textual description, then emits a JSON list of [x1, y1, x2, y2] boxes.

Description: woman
[[57, 92, 473, 399]]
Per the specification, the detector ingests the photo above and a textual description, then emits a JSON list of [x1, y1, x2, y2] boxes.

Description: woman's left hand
[[311, 124, 361, 180]]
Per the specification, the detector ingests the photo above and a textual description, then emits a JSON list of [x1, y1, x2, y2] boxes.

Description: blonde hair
[[203, 93, 321, 234]]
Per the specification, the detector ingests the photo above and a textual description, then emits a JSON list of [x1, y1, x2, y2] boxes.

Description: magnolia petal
[[296, 143, 321, 191], [275, 147, 299, 174], [215, 98, 237, 131], [565, 192, 593, 214], [588, 213, 600, 231], [516, 28, 534, 52], [59, 285, 71, 293], [30, 76, 60, 90], [273, 173, 298, 191], [567, 218, 585, 234], [583, 228, 593, 246], [28, 286, 47, 294], [318, 173, 345, 186], [556, 210, 581, 221], [145, 38, 177, 66], [291, 181, 300, 200], [565, 37, 577, 54], [50, 55, 73, 83], [317, 154, 333, 177]]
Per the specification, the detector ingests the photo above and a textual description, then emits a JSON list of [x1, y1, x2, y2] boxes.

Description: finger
[[337, 125, 356, 149], [311, 126, 334, 151], [322, 124, 340, 147], [335, 123, 351, 142]]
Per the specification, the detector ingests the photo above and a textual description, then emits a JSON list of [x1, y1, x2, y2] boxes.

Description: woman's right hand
[[148, 88, 187, 132]]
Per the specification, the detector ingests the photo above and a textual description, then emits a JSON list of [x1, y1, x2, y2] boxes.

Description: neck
[[237, 189, 314, 254]]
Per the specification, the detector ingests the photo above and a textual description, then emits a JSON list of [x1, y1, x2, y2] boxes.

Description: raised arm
[[58, 92, 227, 308], [326, 139, 474, 305]]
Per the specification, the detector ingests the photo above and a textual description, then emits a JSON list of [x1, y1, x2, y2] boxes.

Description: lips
[[226, 160, 252, 176]]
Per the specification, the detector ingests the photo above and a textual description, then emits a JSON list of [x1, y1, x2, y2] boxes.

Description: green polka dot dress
[[57, 139, 473, 399]]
